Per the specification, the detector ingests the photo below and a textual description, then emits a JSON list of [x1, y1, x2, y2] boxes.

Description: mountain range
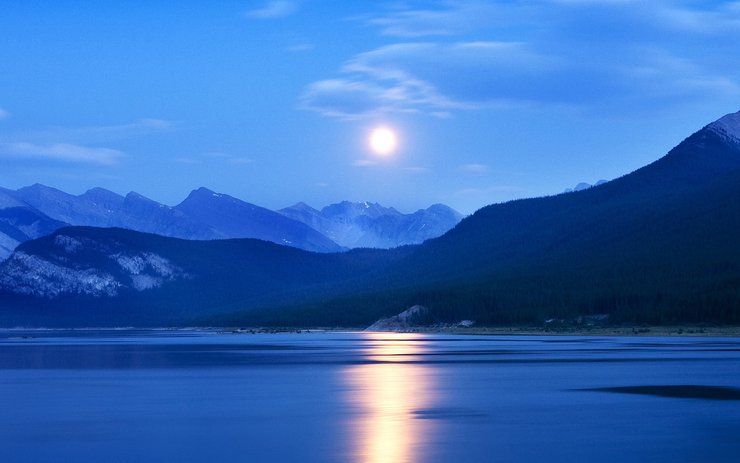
[[0, 186, 462, 259], [1, 110, 740, 327], [279, 201, 463, 249]]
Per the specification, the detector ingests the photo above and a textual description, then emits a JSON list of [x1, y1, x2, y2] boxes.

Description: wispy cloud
[[0, 142, 123, 166], [175, 157, 202, 165], [301, 41, 557, 118], [0, 108, 9, 120], [203, 151, 254, 165], [246, 1, 298, 19], [287, 42, 314, 52], [303, 1, 740, 119], [459, 163, 489, 174], [0, 118, 176, 168], [177, 153, 254, 166], [300, 79, 400, 119], [8, 118, 174, 145], [353, 159, 377, 167], [630, 2, 740, 35], [366, 1, 504, 37], [404, 166, 429, 174]]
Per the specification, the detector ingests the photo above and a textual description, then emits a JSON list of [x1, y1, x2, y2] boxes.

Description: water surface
[[1, 330, 739, 462]]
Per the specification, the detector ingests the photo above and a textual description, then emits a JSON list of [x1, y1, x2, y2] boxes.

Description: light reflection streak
[[343, 333, 436, 463]]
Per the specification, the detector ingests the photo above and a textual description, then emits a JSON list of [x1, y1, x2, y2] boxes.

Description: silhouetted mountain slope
[[15, 184, 115, 226], [0, 207, 67, 261], [175, 188, 343, 252], [14, 184, 216, 239], [0, 188, 28, 209], [371, 114, 740, 321], [564, 180, 607, 193], [382, 113, 738, 278], [5, 184, 460, 253], [115, 191, 216, 239], [2, 111, 740, 327], [10, 184, 341, 252], [0, 187, 68, 261], [237, 111, 740, 326], [0, 226, 407, 326]]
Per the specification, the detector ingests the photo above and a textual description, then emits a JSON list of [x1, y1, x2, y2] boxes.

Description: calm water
[[1, 330, 739, 463]]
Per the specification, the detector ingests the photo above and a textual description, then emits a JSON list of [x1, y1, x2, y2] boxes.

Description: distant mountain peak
[[81, 187, 124, 204], [564, 180, 608, 194], [125, 191, 150, 201], [285, 202, 319, 213], [281, 200, 462, 248], [707, 110, 740, 144], [321, 200, 400, 219], [196, 186, 218, 195], [17, 183, 61, 196], [185, 187, 235, 202], [24, 183, 50, 190], [84, 186, 117, 195], [175, 188, 342, 252], [424, 204, 465, 220]]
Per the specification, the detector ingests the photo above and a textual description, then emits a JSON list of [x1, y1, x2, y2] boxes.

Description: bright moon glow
[[369, 127, 398, 156]]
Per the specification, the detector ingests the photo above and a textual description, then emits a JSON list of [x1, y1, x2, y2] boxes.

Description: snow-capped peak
[[708, 111, 740, 143]]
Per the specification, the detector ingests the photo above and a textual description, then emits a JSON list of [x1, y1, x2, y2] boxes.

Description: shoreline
[[226, 325, 740, 337], [222, 325, 740, 337], [2, 325, 740, 337], [413, 325, 740, 337]]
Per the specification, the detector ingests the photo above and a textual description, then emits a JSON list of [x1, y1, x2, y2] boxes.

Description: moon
[[369, 127, 398, 156]]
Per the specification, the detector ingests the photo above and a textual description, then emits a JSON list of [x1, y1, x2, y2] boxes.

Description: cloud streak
[[20, 118, 174, 144], [0, 108, 9, 120], [459, 164, 489, 174], [302, 1, 740, 119], [246, 1, 298, 19], [365, 1, 505, 37], [178, 152, 253, 166], [353, 159, 378, 167], [0, 118, 176, 168], [0, 142, 123, 166], [204, 151, 254, 165]]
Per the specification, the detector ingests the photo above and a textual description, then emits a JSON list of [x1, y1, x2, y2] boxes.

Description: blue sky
[[1, 1, 739, 214]]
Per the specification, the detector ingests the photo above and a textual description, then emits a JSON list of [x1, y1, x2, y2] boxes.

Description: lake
[[1, 330, 739, 462]]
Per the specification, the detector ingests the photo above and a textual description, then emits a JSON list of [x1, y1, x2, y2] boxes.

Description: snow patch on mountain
[[131, 274, 160, 291], [113, 252, 178, 278], [0, 252, 121, 297], [0, 233, 186, 298], [54, 234, 83, 253]]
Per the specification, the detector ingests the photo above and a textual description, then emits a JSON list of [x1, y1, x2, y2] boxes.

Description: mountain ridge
[[0, 184, 461, 256], [279, 200, 463, 249], [1, 110, 739, 327]]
